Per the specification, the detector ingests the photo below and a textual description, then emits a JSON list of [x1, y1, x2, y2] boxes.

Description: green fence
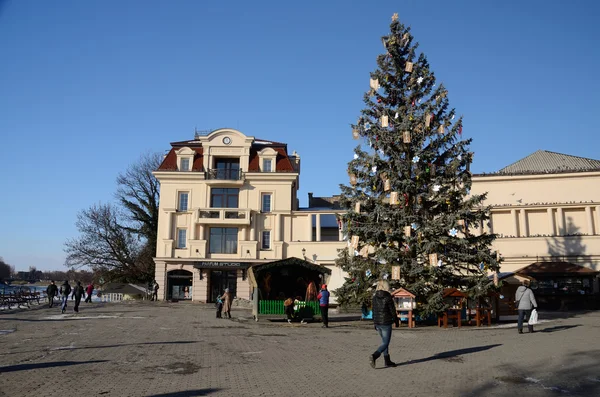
[[259, 300, 321, 316]]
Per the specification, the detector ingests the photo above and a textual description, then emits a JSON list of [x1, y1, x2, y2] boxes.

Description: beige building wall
[[471, 171, 600, 273]]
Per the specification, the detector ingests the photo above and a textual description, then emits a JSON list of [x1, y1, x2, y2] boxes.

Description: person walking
[[515, 279, 538, 334], [369, 280, 399, 369], [59, 280, 72, 314], [216, 294, 224, 318], [71, 281, 85, 313], [46, 280, 58, 308], [317, 284, 330, 328], [221, 288, 232, 319], [84, 283, 94, 303], [152, 281, 159, 301]]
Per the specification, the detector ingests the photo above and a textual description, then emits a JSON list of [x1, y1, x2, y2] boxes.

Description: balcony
[[197, 208, 251, 225], [205, 169, 244, 181]]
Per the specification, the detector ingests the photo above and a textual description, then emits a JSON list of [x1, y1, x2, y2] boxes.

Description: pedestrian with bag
[[317, 284, 330, 328], [46, 280, 58, 308], [515, 279, 538, 334], [369, 280, 399, 368], [221, 288, 232, 319]]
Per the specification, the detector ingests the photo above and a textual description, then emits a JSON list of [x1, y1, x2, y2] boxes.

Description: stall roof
[[516, 262, 598, 276], [250, 257, 332, 274]]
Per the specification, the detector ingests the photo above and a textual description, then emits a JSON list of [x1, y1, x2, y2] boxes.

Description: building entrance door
[[209, 270, 237, 303]]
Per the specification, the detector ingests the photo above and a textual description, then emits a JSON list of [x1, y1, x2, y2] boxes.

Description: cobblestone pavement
[[1, 301, 599, 397]]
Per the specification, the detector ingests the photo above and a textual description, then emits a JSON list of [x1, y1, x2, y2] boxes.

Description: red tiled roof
[[248, 146, 295, 172], [157, 147, 204, 171], [156, 137, 294, 172]]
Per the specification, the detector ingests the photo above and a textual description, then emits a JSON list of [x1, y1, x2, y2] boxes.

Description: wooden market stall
[[438, 288, 467, 328], [391, 288, 416, 328]]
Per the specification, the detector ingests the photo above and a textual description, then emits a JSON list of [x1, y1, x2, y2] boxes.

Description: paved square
[[1, 301, 599, 396]]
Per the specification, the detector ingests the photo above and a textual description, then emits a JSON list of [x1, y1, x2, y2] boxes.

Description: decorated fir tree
[[334, 13, 500, 316]]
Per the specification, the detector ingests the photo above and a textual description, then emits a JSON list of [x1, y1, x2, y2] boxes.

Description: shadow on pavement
[[398, 344, 502, 367], [0, 360, 108, 373], [538, 324, 581, 333], [147, 389, 222, 397], [0, 341, 199, 356]]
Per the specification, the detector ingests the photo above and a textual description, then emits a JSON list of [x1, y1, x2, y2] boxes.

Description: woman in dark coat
[[369, 280, 399, 369]]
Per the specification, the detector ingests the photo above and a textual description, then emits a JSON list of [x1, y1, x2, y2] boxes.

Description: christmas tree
[[334, 13, 500, 316]]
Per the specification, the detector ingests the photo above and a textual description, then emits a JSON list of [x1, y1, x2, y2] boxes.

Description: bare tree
[[64, 203, 151, 282], [116, 152, 161, 247], [64, 153, 162, 283]]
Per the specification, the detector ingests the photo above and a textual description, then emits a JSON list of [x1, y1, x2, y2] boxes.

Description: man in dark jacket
[[317, 284, 330, 328], [71, 281, 85, 313], [46, 280, 58, 308], [370, 280, 399, 369], [59, 280, 72, 314]]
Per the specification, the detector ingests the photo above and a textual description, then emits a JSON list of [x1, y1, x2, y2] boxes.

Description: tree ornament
[[437, 259, 443, 267], [394, 112, 399, 119], [449, 228, 458, 237], [438, 124, 444, 134], [369, 78, 380, 90], [451, 114, 455, 120], [390, 192, 399, 205], [428, 253, 438, 267], [430, 163, 436, 176], [365, 122, 371, 130], [432, 184, 441, 192], [352, 128, 360, 139], [351, 235, 359, 249], [479, 263, 485, 271], [384, 178, 391, 191], [380, 115, 389, 127], [353, 153, 359, 160], [401, 32, 409, 44], [379, 172, 388, 181], [404, 62, 413, 73], [391, 13, 398, 22], [391, 265, 401, 280], [404, 226, 411, 237], [377, 98, 382, 103], [458, 126, 463, 136], [350, 173, 357, 185], [425, 114, 432, 127], [412, 155, 420, 163], [417, 76, 423, 84], [360, 245, 369, 258], [371, 166, 377, 173], [354, 202, 361, 213], [403, 131, 411, 143], [378, 149, 385, 157]]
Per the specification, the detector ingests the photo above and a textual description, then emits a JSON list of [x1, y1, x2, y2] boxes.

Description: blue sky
[[1, 0, 599, 271]]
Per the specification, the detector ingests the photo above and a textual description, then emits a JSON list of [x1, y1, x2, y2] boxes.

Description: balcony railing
[[205, 169, 244, 180], [197, 208, 251, 225]]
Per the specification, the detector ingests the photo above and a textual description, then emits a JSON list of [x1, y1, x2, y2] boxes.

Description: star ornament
[[417, 76, 424, 84], [411, 223, 418, 230], [372, 166, 377, 173], [449, 228, 458, 237], [433, 184, 441, 192], [437, 260, 443, 267], [412, 155, 420, 163], [353, 153, 359, 160], [392, 13, 399, 22]]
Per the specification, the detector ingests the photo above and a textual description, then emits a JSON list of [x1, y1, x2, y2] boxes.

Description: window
[[177, 229, 187, 249], [261, 193, 272, 212], [180, 158, 190, 171], [263, 159, 272, 172], [209, 228, 238, 254], [261, 231, 271, 250], [210, 188, 239, 208], [178, 192, 189, 211], [214, 158, 240, 179]]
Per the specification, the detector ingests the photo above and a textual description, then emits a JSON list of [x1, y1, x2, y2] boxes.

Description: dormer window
[[263, 159, 272, 172], [176, 147, 195, 172], [180, 158, 190, 172], [258, 147, 277, 172]]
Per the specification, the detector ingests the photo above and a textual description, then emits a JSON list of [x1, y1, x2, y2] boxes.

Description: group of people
[[282, 284, 331, 326], [366, 278, 539, 369], [46, 280, 94, 314]]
